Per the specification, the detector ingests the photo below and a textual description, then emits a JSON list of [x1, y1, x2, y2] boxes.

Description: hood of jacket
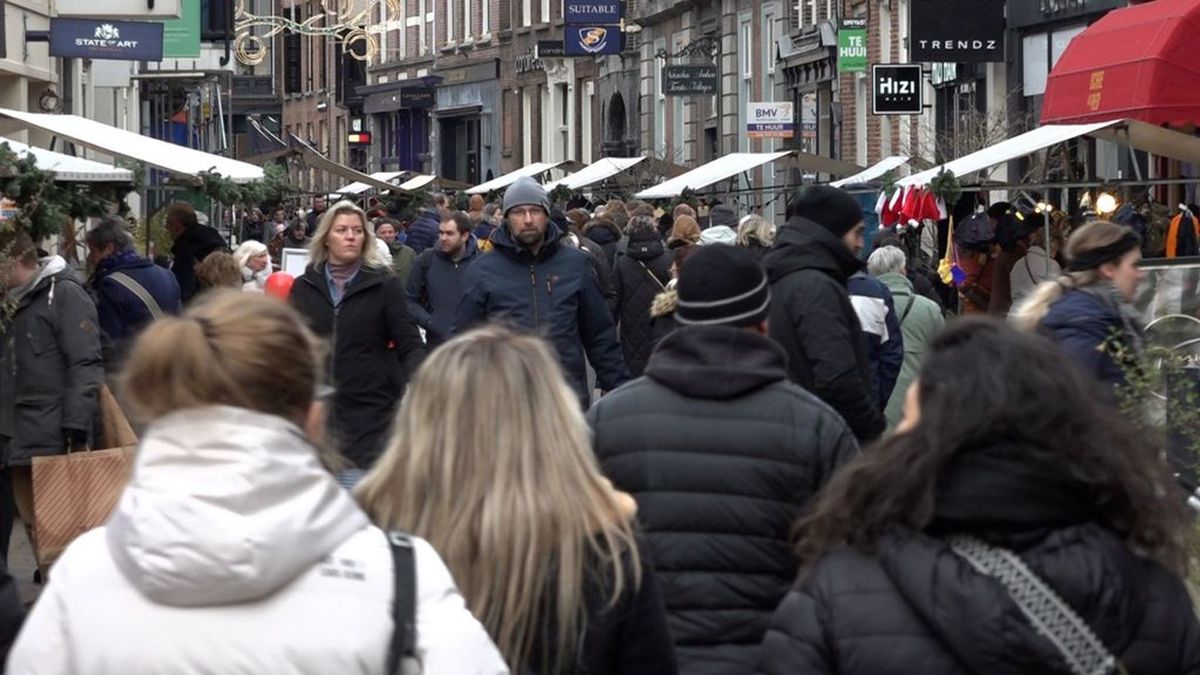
[[626, 229, 665, 261], [877, 272, 914, 297], [584, 220, 622, 245], [491, 219, 566, 262], [645, 324, 787, 399], [106, 406, 369, 607], [699, 225, 737, 246], [11, 255, 69, 305], [650, 284, 677, 318], [764, 218, 863, 284], [95, 250, 156, 278]]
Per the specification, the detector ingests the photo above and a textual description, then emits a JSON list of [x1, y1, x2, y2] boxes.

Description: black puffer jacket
[[765, 220, 885, 442], [585, 220, 624, 268], [612, 230, 671, 375], [588, 326, 859, 675], [758, 442, 1200, 675]]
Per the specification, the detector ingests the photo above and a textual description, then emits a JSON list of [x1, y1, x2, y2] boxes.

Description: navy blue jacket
[[406, 237, 481, 347], [847, 272, 904, 409], [1038, 288, 1139, 387], [406, 208, 440, 254], [453, 223, 631, 405], [92, 251, 182, 360]]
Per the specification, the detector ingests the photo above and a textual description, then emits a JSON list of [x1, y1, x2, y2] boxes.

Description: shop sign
[[662, 64, 718, 96], [536, 40, 565, 58], [516, 49, 543, 73], [747, 102, 794, 139], [1007, 0, 1126, 28], [50, 18, 164, 61], [564, 25, 622, 56], [910, 0, 1004, 62], [399, 87, 434, 109], [837, 18, 867, 73], [872, 64, 922, 115], [161, 0, 199, 58], [563, 0, 621, 24]]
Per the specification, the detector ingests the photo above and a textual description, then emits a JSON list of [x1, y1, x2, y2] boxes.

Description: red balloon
[[264, 272, 295, 299]]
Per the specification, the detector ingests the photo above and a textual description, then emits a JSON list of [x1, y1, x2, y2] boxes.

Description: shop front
[[434, 61, 502, 186], [361, 77, 440, 174]]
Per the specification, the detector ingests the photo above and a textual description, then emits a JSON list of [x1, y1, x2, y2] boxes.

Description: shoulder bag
[[388, 531, 421, 675]]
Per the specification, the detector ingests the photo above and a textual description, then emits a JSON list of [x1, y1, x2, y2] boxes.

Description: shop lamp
[[1096, 192, 1119, 215]]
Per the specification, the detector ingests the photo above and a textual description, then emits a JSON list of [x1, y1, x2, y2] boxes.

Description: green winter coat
[[387, 242, 417, 286], [878, 272, 945, 430]]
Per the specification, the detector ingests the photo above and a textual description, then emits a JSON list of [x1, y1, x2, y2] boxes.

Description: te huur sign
[[663, 65, 718, 96], [838, 18, 867, 73]]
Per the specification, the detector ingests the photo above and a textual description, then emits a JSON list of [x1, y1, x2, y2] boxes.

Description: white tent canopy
[[831, 156, 909, 188], [397, 174, 437, 191], [466, 161, 564, 195], [0, 108, 264, 183], [635, 151, 793, 199], [544, 157, 646, 190], [0, 137, 132, 182], [328, 171, 407, 199]]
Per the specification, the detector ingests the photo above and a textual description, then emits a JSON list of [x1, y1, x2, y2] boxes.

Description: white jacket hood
[[106, 406, 369, 607]]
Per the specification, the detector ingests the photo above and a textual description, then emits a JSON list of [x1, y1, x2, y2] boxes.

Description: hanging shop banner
[[909, 0, 1004, 62], [872, 64, 923, 115], [837, 18, 868, 73], [563, 0, 621, 24], [564, 25, 622, 56], [50, 18, 163, 61], [662, 64, 718, 96], [161, 0, 200, 58], [747, 102, 794, 139]]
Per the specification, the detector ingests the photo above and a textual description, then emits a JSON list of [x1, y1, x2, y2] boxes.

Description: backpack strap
[[387, 531, 418, 674], [107, 272, 164, 319], [893, 292, 916, 325]]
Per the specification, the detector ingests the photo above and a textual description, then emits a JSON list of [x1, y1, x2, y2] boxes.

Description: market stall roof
[[635, 151, 795, 199], [544, 157, 647, 191], [0, 137, 133, 182], [897, 119, 1200, 187], [328, 171, 408, 199], [789, 152, 864, 177], [465, 161, 565, 195], [289, 135, 411, 193], [1041, 0, 1200, 126], [830, 156, 909, 188], [0, 108, 264, 183]]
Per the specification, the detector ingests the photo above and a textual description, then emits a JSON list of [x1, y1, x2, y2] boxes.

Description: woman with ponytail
[[1012, 221, 1145, 387]]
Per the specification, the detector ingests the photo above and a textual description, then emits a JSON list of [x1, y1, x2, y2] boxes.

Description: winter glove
[[63, 428, 89, 452]]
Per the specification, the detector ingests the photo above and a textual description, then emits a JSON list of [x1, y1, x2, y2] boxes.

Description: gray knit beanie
[[503, 176, 551, 216]]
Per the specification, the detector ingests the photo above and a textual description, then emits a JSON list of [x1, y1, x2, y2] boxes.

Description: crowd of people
[[0, 173, 1196, 674]]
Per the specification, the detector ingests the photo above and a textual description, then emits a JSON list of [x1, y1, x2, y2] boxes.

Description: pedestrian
[[757, 319, 1200, 675], [85, 217, 182, 364], [374, 218, 417, 285], [304, 195, 328, 237], [239, 207, 264, 243], [233, 240, 272, 292], [290, 200, 426, 468], [765, 186, 886, 442], [583, 216, 623, 267], [1009, 221, 1062, 308], [266, 206, 289, 243], [666, 214, 702, 249], [1013, 221, 1144, 388], [988, 205, 1028, 316], [468, 194, 485, 224], [707, 202, 738, 230], [736, 214, 775, 260], [164, 202, 227, 304], [194, 251, 244, 294], [475, 203, 502, 250], [846, 270, 903, 412], [454, 176, 629, 407], [356, 325, 677, 675], [872, 230, 944, 310], [407, 194, 450, 254], [612, 215, 672, 375], [590, 245, 859, 674], [0, 230, 103, 570], [868, 245, 944, 429], [406, 211, 480, 348], [6, 291, 506, 674]]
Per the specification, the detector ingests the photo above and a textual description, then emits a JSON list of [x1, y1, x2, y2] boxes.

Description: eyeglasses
[[507, 206, 544, 219]]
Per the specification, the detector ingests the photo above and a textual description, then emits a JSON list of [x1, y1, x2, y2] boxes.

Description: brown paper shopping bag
[[32, 446, 136, 570]]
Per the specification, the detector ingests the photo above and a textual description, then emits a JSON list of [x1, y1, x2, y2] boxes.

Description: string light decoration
[[233, 0, 399, 65]]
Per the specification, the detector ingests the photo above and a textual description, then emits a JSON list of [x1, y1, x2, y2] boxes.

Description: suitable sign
[[564, 25, 621, 56], [536, 40, 566, 58], [747, 102, 794, 139], [161, 0, 199, 58], [872, 64, 923, 115], [563, 0, 621, 24], [910, 0, 1004, 62], [662, 64, 718, 96], [50, 18, 164, 61], [837, 18, 867, 73], [399, 87, 435, 108]]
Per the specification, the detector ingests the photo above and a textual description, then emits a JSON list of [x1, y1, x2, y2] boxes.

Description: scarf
[[325, 260, 359, 306]]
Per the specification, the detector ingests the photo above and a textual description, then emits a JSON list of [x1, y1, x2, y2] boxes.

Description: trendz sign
[[50, 18, 164, 61], [909, 0, 1004, 62]]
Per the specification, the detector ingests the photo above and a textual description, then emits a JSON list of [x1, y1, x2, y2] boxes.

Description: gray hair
[[84, 217, 135, 253], [867, 245, 907, 276]]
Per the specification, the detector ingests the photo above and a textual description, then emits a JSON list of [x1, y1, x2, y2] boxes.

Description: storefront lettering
[[516, 50, 543, 74], [1039, 0, 1087, 17], [1087, 69, 1104, 112], [916, 39, 998, 51]]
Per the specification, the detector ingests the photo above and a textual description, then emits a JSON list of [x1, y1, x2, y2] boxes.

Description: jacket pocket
[[24, 316, 56, 357], [14, 395, 63, 454]]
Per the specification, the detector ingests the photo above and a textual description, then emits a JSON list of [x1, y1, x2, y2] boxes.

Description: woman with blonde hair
[[736, 215, 775, 260], [232, 239, 272, 292], [290, 200, 425, 468], [357, 326, 677, 675], [7, 291, 506, 674], [1012, 220, 1144, 387]]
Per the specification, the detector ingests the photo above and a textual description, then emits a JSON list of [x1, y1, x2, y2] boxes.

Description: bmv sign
[[50, 18, 164, 61]]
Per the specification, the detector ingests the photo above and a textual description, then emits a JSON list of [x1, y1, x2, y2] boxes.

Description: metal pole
[[1043, 208, 1051, 278]]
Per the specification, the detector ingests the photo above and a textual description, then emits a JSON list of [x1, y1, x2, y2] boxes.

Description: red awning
[[1041, 0, 1200, 127]]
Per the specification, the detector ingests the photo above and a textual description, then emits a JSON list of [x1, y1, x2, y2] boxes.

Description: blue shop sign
[[50, 18, 164, 61], [563, 0, 621, 25], [564, 25, 622, 56]]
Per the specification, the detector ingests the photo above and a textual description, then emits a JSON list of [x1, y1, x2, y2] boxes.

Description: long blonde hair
[[736, 214, 775, 247], [308, 200, 383, 269], [355, 325, 640, 672]]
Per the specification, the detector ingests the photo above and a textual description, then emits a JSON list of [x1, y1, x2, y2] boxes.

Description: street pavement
[[10, 520, 40, 606]]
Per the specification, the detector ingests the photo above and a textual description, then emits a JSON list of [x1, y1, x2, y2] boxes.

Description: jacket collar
[[764, 218, 864, 284], [645, 325, 787, 400], [300, 263, 385, 306], [434, 234, 480, 262]]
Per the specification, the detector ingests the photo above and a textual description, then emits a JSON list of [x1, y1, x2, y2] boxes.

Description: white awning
[[289, 135, 411, 193], [0, 108, 264, 183], [635, 151, 793, 199], [466, 161, 564, 195], [544, 156, 647, 190], [328, 171, 408, 199], [397, 174, 437, 191], [831, 156, 910, 188], [0, 137, 132, 183]]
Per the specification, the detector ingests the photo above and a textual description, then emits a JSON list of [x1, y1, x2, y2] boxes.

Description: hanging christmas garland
[[928, 168, 961, 210]]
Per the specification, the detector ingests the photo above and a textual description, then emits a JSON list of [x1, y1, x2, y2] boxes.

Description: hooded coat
[[757, 440, 1200, 675], [453, 222, 630, 405], [764, 220, 886, 442], [407, 237, 481, 347], [406, 207, 441, 254], [584, 220, 624, 268], [588, 326, 858, 675], [1038, 287, 1141, 388], [612, 230, 672, 375], [6, 407, 507, 674], [170, 224, 228, 303]]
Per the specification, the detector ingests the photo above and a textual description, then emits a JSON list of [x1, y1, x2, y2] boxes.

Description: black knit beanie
[[675, 245, 770, 327], [789, 186, 864, 237]]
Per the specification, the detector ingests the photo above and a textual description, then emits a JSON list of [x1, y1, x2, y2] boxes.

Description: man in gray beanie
[[453, 176, 630, 405]]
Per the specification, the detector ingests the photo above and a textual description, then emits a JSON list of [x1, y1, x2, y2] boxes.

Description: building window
[[762, 11, 776, 188], [446, 0, 455, 42], [738, 17, 751, 151], [200, 0, 229, 40], [482, 0, 490, 35], [541, 0, 550, 24], [523, 0, 532, 26], [741, 21, 753, 80], [654, 40, 666, 155], [559, 83, 570, 160], [463, 0, 472, 38]]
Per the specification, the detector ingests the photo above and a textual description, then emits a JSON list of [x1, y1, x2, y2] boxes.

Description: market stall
[[544, 157, 646, 191], [831, 156, 910, 188], [0, 137, 134, 183], [465, 161, 565, 195]]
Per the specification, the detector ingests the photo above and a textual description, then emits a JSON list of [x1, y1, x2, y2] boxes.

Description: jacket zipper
[[529, 265, 539, 324]]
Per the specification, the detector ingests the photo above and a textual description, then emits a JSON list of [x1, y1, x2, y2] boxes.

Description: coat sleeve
[[878, 292, 904, 408], [612, 547, 679, 675], [405, 253, 434, 331], [93, 278, 125, 343], [812, 412, 860, 491], [54, 282, 104, 434], [578, 259, 631, 392], [589, 248, 618, 318], [757, 586, 835, 675], [451, 262, 489, 337], [383, 276, 427, 378]]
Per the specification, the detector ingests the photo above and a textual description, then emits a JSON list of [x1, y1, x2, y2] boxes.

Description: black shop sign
[[662, 65, 718, 96], [910, 0, 1005, 62], [872, 65, 923, 115]]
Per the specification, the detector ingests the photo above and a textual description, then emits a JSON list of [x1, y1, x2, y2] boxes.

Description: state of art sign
[[50, 18, 164, 61], [662, 65, 718, 96]]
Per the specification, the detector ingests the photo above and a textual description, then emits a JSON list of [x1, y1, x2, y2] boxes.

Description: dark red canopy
[[1041, 0, 1200, 127]]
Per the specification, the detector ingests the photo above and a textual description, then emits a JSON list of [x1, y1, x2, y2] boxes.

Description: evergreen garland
[[929, 168, 961, 207]]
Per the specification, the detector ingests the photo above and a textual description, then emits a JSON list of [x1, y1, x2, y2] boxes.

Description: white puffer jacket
[[7, 406, 508, 675]]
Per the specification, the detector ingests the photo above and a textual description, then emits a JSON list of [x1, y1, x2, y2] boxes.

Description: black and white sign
[[49, 18, 163, 61], [909, 0, 1005, 62], [662, 65, 719, 96], [872, 65, 923, 115]]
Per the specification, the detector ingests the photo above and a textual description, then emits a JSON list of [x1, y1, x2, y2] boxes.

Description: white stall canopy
[[397, 174, 438, 191], [635, 152, 794, 199], [544, 157, 647, 190], [0, 138, 133, 182], [0, 108, 264, 183], [328, 171, 408, 199], [831, 156, 910, 188], [466, 161, 565, 195]]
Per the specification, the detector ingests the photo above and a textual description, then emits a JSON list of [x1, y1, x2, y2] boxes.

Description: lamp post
[[656, 34, 723, 156]]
